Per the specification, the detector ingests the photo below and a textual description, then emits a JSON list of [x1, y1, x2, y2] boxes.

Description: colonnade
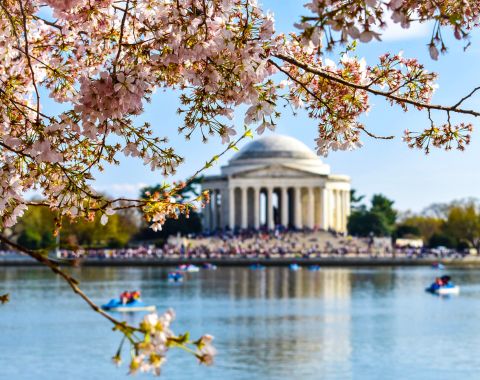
[[203, 185, 350, 232]]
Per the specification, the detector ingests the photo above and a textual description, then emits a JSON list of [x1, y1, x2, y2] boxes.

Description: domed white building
[[201, 134, 351, 232]]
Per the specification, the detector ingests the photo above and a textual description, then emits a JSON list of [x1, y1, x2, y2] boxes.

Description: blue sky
[[86, 2, 480, 212]]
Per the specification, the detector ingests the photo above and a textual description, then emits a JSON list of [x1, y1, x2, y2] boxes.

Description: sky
[[76, 2, 480, 213]]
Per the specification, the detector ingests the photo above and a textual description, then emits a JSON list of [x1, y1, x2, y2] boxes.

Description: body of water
[[1, 266, 480, 379]]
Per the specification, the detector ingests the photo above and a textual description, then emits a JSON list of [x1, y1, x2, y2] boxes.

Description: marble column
[[241, 186, 248, 229], [253, 187, 260, 229], [307, 187, 315, 229], [294, 187, 302, 229], [210, 189, 217, 230], [338, 190, 344, 232], [320, 188, 329, 230], [229, 187, 235, 230], [345, 190, 351, 217], [216, 189, 222, 230], [267, 187, 274, 230], [344, 190, 350, 232], [281, 187, 289, 227], [335, 190, 342, 232], [221, 188, 228, 229]]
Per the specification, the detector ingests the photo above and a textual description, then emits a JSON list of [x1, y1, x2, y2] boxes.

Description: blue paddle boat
[[168, 271, 184, 282], [289, 263, 301, 271], [203, 263, 218, 270], [101, 297, 156, 312], [250, 263, 265, 270], [308, 265, 320, 271], [178, 264, 200, 272], [425, 275, 460, 295]]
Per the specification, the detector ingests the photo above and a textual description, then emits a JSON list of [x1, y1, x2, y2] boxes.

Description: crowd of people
[[0, 230, 471, 261]]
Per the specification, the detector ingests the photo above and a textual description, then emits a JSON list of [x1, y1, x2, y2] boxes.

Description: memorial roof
[[230, 134, 319, 162]]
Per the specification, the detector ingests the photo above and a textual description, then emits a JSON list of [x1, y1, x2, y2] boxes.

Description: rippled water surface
[[2, 266, 480, 380]]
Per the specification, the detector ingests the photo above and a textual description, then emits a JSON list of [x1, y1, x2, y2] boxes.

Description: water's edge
[[2, 256, 480, 267]]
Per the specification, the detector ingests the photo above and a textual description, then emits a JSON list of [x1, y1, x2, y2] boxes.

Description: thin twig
[[18, 0, 41, 125], [357, 126, 394, 140], [452, 86, 480, 109]]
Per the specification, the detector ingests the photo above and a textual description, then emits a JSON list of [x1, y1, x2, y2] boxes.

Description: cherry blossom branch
[[269, 58, 394, 140], [274, 53, 480, 118]]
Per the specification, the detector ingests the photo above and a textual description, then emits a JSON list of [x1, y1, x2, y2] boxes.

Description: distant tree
[[14, 206, 56, 250], [428, 233, 457, 249], [396, 215, 443, 242], [422, 202, 452, 219], [348, 193, 396, 237], [62, 210, 139, 249], [350, 189, 366, 211], [444, 204, 480, 252], [15, 203, 139, 250], [422, 198, 480, 219], [348, 211, 389, 237], [371, 194, 397, 229], [395, 224, 421, 239]]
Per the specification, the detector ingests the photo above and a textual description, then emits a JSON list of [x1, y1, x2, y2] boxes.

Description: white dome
[[221, 134, 330, 176], [231, 135, 318, 161]]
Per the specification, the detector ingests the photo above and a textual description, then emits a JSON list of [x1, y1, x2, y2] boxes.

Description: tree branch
[[273, 53, 480, 118]]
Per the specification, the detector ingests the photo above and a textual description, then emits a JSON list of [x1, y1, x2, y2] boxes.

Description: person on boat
[[120, 290, 131, 305], [440, 275, 452, 287], [131, 290, 141, 302], [431, 277, 443, 290]]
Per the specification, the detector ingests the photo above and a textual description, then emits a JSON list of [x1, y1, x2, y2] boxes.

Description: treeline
[[12, 179, 204, 251], [13, 206, 139, 250], [348, 191, 480, 251], [12, 204, 202, 251]]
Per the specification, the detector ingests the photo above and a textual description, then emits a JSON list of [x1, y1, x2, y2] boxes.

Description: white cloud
[[94, 182, 148, 197], [22, 182, 149, 201], [379, 19, 431, 42]]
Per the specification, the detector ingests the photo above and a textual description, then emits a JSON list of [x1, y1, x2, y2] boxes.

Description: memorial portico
[[202, 135, 351, 233]]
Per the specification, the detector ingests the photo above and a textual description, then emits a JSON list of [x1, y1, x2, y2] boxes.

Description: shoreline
[[2, 256, 480, 267]]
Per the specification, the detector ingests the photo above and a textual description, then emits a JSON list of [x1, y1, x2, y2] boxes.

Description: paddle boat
[[249, 263, 265, 270], [289, 263, 301, 271], [308, 265, 320, 271], [168, 271, 184, 282], [178, 264, 200, 272], [431, 262, 445, 270], [102, 291, 156, 312], [203, 263, 218, 270], [425, 275, 460, 295]]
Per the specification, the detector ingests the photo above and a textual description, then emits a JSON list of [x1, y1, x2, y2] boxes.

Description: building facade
[[201, 134, 351, 232]]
